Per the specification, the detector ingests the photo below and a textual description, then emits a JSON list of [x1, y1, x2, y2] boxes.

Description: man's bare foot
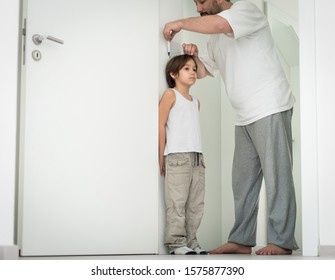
[[255, 244, 293, 255], [209, 242, 252, 254]]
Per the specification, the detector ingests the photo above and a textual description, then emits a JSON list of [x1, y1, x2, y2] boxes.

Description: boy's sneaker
[[170, 246, 197, 255], [193, 247, 208, 255]]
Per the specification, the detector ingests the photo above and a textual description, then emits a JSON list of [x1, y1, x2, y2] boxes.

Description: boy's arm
[[158, 89, 175, 176]]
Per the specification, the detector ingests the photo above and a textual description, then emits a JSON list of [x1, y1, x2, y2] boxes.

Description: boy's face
[[172, 59, 197, 87]]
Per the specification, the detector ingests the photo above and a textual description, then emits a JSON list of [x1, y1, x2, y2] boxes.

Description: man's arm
[[195, 56, 211, 79], [163, 15, 233, 41]]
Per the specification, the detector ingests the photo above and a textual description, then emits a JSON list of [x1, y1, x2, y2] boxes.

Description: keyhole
[[32, 50, 42, 61]]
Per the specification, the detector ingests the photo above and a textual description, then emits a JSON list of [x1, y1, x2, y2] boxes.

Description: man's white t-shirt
[[200, 0, 295, 126]]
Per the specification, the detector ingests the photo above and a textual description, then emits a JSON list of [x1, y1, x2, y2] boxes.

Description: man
[[163, 0, 299, 255]]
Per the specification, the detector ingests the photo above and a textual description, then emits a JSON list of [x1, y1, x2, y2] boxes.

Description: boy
[[159, 54, 207, 255]]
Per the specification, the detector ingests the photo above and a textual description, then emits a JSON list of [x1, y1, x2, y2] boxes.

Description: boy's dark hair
[[165, 54, 198, 88]]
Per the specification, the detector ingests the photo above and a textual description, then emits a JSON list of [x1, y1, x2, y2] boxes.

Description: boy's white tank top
[[164, 89, 202, 156]]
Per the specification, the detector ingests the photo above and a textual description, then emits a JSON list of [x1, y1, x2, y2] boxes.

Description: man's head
[[194, 0, 232, 17]]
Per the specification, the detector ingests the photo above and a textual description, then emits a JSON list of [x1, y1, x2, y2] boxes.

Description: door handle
[[32, 34, 64, 45]]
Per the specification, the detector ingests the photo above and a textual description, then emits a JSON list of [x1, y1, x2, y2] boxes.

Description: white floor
[[18, 246, 335, 260]]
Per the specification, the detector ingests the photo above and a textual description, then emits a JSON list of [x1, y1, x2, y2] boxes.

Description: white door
[[19, 0, 158, 256]]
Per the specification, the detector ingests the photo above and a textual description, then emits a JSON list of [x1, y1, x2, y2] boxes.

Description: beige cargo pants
[[164, 152, 205, 252]]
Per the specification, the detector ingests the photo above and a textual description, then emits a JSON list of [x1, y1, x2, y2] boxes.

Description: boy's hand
[[159, 156, 165, 176]]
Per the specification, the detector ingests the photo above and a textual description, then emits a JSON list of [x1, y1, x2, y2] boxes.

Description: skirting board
[[0, 246, 19, 260]]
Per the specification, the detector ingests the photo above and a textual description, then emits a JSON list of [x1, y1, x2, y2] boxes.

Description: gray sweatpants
[[164, 152, 205, 251], [228, 110, 299, 250]]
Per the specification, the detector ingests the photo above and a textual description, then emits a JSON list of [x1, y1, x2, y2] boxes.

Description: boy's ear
[[170, 72, 176, 79]]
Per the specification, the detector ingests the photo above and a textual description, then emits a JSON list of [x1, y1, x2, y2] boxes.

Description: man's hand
[[182, 43, 199, 56], [163, 21, 181, 41]]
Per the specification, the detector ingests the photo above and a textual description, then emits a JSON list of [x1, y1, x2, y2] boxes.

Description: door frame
[[299, 0, 319, 256]]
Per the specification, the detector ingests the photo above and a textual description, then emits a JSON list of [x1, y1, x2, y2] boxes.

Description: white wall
[[267, 0, 298, 28]]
